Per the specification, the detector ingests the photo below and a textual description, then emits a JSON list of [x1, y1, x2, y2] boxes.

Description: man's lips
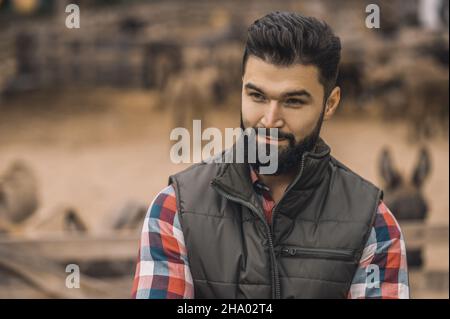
[[257, 135, 287, 145]]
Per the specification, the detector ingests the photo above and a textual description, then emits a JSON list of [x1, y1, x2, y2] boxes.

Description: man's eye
[[285, 98, 305, 106], [249, 92, 266, 102]]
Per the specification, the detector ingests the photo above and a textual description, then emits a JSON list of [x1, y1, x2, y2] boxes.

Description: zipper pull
[[281, 248, 296, 256]]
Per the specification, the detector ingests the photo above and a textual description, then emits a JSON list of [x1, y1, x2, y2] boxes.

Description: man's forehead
[[243, 56, 323, 97]]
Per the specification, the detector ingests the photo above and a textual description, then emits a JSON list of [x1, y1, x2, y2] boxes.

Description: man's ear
[[323, 86, 341, 121]]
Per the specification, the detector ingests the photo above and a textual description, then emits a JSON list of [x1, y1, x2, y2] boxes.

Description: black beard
[[241, 109, 325, 175]]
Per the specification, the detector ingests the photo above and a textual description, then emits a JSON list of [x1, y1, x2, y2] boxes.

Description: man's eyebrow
[[283, 90, 312, 99], [244, 83, 265, 94], [245, 82, 313, 100]]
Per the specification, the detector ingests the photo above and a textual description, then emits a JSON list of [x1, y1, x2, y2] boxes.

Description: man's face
[[241, 56, 330, 174]]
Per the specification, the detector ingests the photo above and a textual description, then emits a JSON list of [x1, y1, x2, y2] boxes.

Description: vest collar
[[211, 137, 331, 210]]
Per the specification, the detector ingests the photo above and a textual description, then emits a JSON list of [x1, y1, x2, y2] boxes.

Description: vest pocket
[[279, 246, 356, 262]]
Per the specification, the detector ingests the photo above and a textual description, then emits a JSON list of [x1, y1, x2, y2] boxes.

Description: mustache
[[252, 128, 296, 142]]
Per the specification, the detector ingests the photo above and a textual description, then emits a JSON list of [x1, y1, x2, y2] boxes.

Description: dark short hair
[[242, 11, 341, 98]]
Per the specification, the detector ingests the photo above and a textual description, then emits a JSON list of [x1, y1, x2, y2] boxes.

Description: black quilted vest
[[168, 138, 382, 299]]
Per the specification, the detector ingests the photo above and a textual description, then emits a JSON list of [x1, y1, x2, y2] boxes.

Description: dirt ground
[[0, 89, 448, 298]]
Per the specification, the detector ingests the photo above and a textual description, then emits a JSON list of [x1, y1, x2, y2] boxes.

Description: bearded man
[[132, 11, 409, 299]]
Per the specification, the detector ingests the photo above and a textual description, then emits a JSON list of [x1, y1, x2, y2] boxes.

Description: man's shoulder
[[168, 159, 224, 186], [168, 146, 235, 183], [147, 185, 178, 218], [329, 155, 382, 192], [373, 200, 403, 240]]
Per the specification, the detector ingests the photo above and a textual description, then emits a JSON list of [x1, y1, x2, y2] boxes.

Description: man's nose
[[262, 101, 284, 128]]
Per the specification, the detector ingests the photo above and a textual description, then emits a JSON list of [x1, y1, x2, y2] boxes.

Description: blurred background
[[0, 0, 448, 298]]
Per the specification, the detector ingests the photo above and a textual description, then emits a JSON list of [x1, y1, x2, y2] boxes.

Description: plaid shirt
[[132, 168, 409, 299]]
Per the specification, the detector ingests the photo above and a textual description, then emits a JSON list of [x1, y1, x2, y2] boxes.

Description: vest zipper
[[268, 152, 307, 298], [211, 182, 280, 299], [279, 246, 356, 262]]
